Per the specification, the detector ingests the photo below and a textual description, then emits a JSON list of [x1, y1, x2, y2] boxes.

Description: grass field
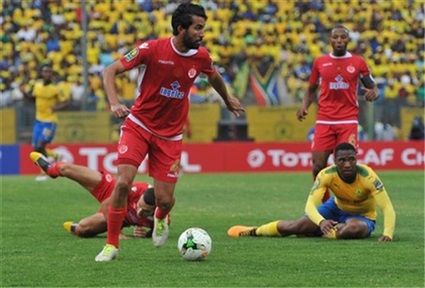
[[1, 171, 424, 287]]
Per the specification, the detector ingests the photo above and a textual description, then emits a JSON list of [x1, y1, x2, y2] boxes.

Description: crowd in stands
[[1, 0, 424, 129]]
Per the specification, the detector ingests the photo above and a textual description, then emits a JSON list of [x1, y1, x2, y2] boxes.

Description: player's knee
[[115, 178, 132, 195], [74, 225, 96, 238], [338, 222, 368, 239]]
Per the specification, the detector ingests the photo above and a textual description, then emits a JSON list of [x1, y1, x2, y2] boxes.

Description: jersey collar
[[329, 52, 352, 59], [170, 37, 199, 57]]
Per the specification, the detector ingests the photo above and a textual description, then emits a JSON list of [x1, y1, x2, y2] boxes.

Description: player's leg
[[228, 217, 320, 238], [44, 123, 60, 161], [149, 136, 181, 247], [335, 217, 374, 239], [152, 180, 176, 246], [32, 121, 49, 181], [312, 124, 335, 202], [335, 123, 359, 152], [57, 164, 103, 192], [96, 120, 146, 261], [64, 213, 107, 238]]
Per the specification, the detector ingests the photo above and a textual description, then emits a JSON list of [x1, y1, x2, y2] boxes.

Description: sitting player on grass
[[30, 152, 171, 239], [228, 143, 396, 242]]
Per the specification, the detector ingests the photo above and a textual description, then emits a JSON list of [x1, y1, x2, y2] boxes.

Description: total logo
[[246, 147, 425, 168], [53, 146, 201, 173], [247, 149, 312, 168]]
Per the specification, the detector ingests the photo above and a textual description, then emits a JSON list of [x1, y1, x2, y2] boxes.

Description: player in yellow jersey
[[228, 143, 396, 242], [25, 64, 70, 181]]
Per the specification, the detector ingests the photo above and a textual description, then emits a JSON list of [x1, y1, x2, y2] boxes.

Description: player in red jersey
[[30, 152, 160, 239], [296, 24, 379, 203], [97, 3, 244, 261]]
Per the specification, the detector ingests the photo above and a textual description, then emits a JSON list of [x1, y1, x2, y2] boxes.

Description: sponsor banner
[[1, 145, 20, 175], [19, 141, 424, 175]]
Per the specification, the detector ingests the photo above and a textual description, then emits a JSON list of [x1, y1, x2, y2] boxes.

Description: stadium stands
[[1, 0, 424, 140]]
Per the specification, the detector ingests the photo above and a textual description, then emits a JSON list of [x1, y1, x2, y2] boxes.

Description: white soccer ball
[[177, 227, 212, 261]]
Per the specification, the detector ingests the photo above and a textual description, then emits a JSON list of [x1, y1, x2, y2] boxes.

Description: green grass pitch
[[1, 171, 424, 287]]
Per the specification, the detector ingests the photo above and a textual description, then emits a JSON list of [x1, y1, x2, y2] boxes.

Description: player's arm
[[373, 189, 396, 241], [52, 101, 69, 112], [360, 74, 379, 102], [297, 82, 318, 121], [102, 60, 131, 118], [207, 71, 244, 117]]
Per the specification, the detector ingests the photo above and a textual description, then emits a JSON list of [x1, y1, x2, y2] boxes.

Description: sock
[[71, 223, 78, 235], [46, 162, 63, 178], [155, 206, 170, 220], [106, 206, 126, 248], [323, 227, 338, 239], [46, 148, 59, 160], [155, 198, 175, 220], [255, 221, 280, 236]]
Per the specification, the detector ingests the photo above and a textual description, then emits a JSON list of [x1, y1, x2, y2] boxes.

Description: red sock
[[47, 162, 64, 178], [155, 206, 170, 220], [155, 198, 175, 219], [106, 206, 126, 248]]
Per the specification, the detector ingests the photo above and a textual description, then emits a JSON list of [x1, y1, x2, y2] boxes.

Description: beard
[[183, 32, 201, 50]]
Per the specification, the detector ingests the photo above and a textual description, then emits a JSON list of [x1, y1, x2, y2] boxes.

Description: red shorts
[[117, 119, 182, 183], [312, 123, 358, 151], [91, 172, 116, 213]]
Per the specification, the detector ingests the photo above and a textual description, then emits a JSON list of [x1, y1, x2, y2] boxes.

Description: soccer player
[[296, 25, 379, 202], [228, 143, 396, 242], [24, 64, 70, 181], [30, 152, 160, 239], [97, 3, 244, 261]]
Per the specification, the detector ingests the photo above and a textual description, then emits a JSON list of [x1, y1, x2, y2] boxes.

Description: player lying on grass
[[30, 152, 170, 239], [228, 143, 396, 242]]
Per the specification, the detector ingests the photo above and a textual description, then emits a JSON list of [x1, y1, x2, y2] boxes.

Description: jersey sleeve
[[304, 170, 329, 225], [367, 169, 396, 239], [374, 191, 396, 239], [200, 48, 216, 76], [120, 40, 155, 70], [308, 58, 320, 85], [358, 57, 371, 78]]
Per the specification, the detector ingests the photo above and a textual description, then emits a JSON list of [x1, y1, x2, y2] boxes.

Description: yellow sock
[[255, 221, 281, 237], [46, 148, 58, 159], [323, 227, 338, 239]]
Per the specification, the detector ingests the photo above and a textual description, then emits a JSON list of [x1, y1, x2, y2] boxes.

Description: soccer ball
[[177, 227, 212, 261]]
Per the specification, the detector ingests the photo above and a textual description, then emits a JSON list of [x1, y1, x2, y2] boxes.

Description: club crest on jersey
[[373, 179, 384, 190], [347, 65, 355, 73], [124, 48, 138, 62], [139, 42, 149, 49], [188, 67, 197, 78], [118, 143, 128, 154]]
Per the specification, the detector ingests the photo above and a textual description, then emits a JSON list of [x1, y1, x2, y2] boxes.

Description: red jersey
[[120, 37, 216, 138], [124, 182, 153, 227], [309, 52, 370, 123]]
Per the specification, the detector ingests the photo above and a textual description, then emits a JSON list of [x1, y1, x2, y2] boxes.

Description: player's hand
[[296, 107, 308, 121], [319, 219, 338, 235], [226, 97, 245, 117], [119, 233, 130, 240], [378, 235, 392, 242], [110, 103, 130, 118], [133, 225, 152, 238], [362, 87, 379, 102]]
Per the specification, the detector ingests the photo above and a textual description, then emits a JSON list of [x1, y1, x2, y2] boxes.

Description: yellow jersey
[[310, 164, 386, 219], [32, 80, 68, 122], [305, 164, 396, 238]]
